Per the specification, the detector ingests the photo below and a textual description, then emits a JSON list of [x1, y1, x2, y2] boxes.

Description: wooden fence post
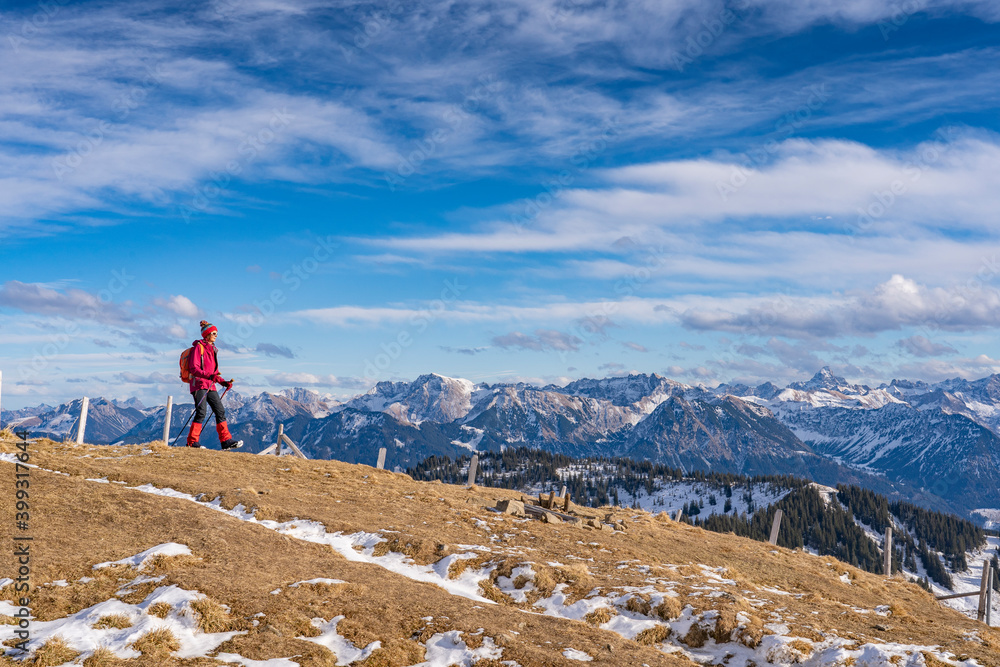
[[376, 447, 387, 470], [0, 369, 4, 431], [162, 396, 173, 444], [769, 509, 783, 546], [75, 397, 89, 444], [276, 423, 284, 456], [674, 509, 683, 521], [467, 454, 478, 486], [884, 527, 893, 576], [978, 562, 990, 622], [988, 564, 993, 626], [280, 433, 308, 459]]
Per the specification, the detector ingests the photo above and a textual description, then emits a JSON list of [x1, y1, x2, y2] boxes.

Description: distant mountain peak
[[789, 367, 850, 391]]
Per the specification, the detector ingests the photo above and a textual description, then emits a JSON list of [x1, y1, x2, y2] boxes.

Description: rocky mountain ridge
[[8, 369, 1000, 515]]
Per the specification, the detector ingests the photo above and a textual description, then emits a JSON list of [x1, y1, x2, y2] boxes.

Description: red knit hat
[[200, 320, 218, 338]]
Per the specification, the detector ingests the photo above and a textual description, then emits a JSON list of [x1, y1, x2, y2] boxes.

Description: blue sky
[[2, 0, 1000, 409]]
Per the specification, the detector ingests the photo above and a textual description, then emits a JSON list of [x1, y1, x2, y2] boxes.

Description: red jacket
[[188, 339, 223, 393]]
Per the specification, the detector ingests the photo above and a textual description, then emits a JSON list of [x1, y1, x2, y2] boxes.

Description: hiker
[[186, 320, 243, 450]]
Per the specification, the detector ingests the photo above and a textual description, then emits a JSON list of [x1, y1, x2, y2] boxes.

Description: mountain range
[[7, 368, 1000, 517]]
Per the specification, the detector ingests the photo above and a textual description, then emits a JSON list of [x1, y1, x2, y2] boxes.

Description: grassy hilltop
[[1, 436, 997, 666]]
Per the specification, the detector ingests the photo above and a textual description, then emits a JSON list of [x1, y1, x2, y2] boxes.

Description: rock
[[542, 511, 562, 524], [496, 499, 525, 516]]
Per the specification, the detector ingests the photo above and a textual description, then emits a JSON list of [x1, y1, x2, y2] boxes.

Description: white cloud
[[263, 373, 370, 390], [381, 134, 1000, 254], [156, 295, 200, 318], [289, 272, 1000, 341], [2, 1, 997, 231], [894, 354, 1000, 382], [681, 275, 1000, 338]]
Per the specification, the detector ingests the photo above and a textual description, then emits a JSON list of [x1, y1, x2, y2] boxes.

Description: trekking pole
[[169, 385, 230, 446]]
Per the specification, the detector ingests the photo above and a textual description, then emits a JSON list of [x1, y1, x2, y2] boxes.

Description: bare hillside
[[1, 437, 997, 666]]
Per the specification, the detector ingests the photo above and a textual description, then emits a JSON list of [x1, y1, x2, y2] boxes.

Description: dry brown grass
[[189, 597, 232, 633], [29, 636, 79, 666], [92, 614, 132, 630], [921, 652, 953, 666], [584, 607, 614, 625], [81, 647, 125, 667], [145, 553, 203, 573], [635, 625, 670, 646], [4, 438, 1000, 667], [130, 627, 179, 658], [447, 554, 493, 579], [625, 595, 652, 615], [788, 639, 814, 659], [354, 640, 425, 667], [653, 597, 683, 621], [477, 580, 509, 604], [682, 624, 709, 648], [371, 536, 446, 564], [146, 602, 172, 618]]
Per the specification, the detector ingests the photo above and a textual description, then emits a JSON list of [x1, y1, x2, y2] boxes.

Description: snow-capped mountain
[[619, 395, 810, 474], [774, 402, 1000, 510], [1, 403, 55, 429], [121, 391, 316, 448], [16, 368, 1000, 516], [713, 368, 1000, 512], [556, 373, 692, 410], [278, 387, 340, 417], [6, 398, 145, 443], [342, 373, 481, 424]]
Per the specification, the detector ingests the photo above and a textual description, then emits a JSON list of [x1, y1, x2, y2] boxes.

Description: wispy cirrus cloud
[[492, 329, 582, 352], [3, 0, 998, 233], [896, 335, 959, 357], [255, 342, 295, 359], [264, 372, 369, 389]]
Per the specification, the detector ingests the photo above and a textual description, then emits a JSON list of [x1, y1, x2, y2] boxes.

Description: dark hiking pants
[[192, 389, 226, 424]]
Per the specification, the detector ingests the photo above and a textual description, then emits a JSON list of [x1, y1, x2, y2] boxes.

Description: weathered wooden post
[[376, 447, 387, 470], [674, 509, 683, 521], [0, 369, 4, 431], [769, 509, 783, 546], [75, 396, 89, 444], [563, 492, 571, 512], [559, 484, 567, 499], [467, 454, 478, 486], [884, 527, 893, 576], [162, 396, 173, 444], [988, 564, 993, 626], [280, 432, 307, 459], [276, 423, 284, 456], [979, 562, 991, 622]]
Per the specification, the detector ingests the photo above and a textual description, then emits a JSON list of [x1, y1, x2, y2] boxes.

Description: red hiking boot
[[217, 421, 244, 451]]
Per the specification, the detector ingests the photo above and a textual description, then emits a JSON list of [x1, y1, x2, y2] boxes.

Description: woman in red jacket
[[187, 320, 243, 450]]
